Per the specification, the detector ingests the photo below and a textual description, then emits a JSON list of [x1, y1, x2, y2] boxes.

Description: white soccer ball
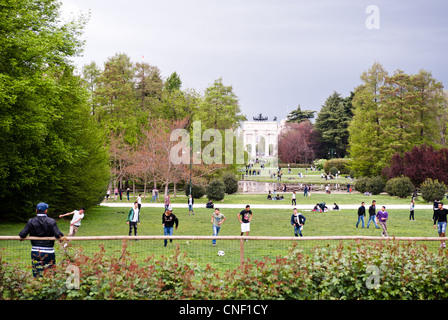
[[218, 250, 225, 256]]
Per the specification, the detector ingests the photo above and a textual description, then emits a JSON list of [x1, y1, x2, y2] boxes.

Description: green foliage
[[349, 63, 445, 177], [355, 176, 385, 195], [184, 183, 206, 199], [206, 180, 226, 201], [420, 178, 447, 203], [3, 241, 448, 300], [0, 1, 109, 219], [222, 173, 239, 194], [314, 91, 353, 158], [385, 176, 414, 198], [286, 105, 316, 123], [324, 158, 351, 174]]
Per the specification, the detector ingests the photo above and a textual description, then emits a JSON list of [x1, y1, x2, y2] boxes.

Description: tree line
[[280, 62, 448, 192]]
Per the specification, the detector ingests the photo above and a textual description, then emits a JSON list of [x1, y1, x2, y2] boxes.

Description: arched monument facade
[[242, 114, 283, 166]]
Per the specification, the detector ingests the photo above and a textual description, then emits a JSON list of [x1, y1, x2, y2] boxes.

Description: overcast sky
[[61, 0, 448, 122]]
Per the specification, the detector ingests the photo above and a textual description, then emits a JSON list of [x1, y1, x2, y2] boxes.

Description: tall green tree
[[0, 0, 109, 219], [348, 64, 445, 177], [195, 78, 246, 130], [314, 91, 353, 158], [348, 62, 388, 176], [286, 105, 316, 123]]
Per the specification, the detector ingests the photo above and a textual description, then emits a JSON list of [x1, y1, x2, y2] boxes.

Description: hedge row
[[2, 241, 448, 300]]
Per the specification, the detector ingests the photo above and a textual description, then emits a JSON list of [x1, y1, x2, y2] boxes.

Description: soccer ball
[[218, 250, 225, 256]]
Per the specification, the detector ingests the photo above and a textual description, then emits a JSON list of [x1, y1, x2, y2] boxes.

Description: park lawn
[[0, 205, 440, 272], [1, 204, 437, 239]]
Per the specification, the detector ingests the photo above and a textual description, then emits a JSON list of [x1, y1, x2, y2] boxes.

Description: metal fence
[[1, 235, 445, 274]]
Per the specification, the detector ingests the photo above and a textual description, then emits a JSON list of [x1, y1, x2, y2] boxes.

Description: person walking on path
[[356, 202, 366, 228], [59, 207, 85, 237], [211, 208, 226, 246], [303, 185, 308, 197], [290, 208, 306, 237], [162, 206, 179, 247], [238, 205, 253, 237], [291, 191, 296, 206], [127, 201, 140, 236], [19, 202, 64, 277], [367, 200, 379, 229], [377, 206, 389, 237], [188, 194, 195, 215], [410, 199, 415, 221], [433, 202, 448, 248]]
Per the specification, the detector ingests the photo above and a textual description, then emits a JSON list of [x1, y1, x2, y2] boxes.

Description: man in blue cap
[[19, 202, 64, 277]]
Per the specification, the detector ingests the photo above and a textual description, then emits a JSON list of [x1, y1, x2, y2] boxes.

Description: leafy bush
[[3, 241, 448, 300], [385, 176, 414, 198], [420, 178, 447, 203], [184, 183, 205, 199], [222, 173, 239, 194], [324, 158, 351, 174], [330, 166, 339, 176], [356, 176, 385, 195], [206, 180, 226, 201]]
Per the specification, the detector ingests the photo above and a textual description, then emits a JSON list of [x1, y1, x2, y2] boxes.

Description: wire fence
[[1, 235, 445, 274]]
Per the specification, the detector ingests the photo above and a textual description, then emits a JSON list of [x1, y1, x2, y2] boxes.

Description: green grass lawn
[[1, 200, 441, 272]]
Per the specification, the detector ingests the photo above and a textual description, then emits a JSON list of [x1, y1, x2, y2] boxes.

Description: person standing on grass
[[356, 202, 366, 228], [19, 202, 64, 277], [290, 208, 306, 237], [211, 208, 226, 246], [59, 207, 85, 237], [410, 199, 415, 221], [127, 201, 140, 236], [162, 206, 179, 247], [367, 200, 379, 229], [377, 206, 389, 237], [291, 191, 296, 206], [433, 198, 440, 221], [188, 194, 195, 215], [164, 193, 171, 211], [433, 202, 448, 248], [137, 194, 142, 211], [238, 205, 253, 238]]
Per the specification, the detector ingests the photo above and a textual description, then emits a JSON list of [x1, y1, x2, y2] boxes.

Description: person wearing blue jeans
[[211, 208, 226, 246], [367, 200, 379, 229], [434, 202, 448, 248], [162, 206, 179, 247], [356, 202, 366, 228]]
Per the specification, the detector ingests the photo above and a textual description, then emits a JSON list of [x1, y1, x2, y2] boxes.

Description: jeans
[[367, 215, 378, 228], [151, 195, 156, 202], [164, 226, 173, 246], [437, 222, 447, 234], [294, 225, 303, 237], [212, 225, 221, 245], [31, 250, 56, 277], [356, 215, 365, 228], [129, 222, 138, 236]]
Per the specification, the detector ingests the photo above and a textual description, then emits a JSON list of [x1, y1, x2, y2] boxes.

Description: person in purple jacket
[[376, 206, 388, 237]]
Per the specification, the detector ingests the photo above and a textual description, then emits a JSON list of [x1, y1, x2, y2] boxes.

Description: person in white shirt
[[59, 207, 85, 237], [137, 194, 142, 210]]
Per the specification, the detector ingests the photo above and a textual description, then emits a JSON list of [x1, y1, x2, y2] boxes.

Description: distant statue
[[253, 113, 268, 121]]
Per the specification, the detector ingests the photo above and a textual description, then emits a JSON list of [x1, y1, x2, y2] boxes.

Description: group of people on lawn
[[18, 194, 448, 277]]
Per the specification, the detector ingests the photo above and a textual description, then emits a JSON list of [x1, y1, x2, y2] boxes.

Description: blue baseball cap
[[36, 202, 49, 213]]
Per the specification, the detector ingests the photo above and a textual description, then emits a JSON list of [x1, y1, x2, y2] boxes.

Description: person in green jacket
[[127, 201, 140, 236]]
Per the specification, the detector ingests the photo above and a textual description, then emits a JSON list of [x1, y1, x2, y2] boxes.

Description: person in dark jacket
[[356, 202, 366, 228], [290, 208, 306, 237], [19, 202, 64, 277], [434, 202, 448, 248], [162, 206, 179, 247]]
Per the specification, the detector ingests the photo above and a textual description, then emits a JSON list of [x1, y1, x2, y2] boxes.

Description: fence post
[[240, 238, 244, 266]]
